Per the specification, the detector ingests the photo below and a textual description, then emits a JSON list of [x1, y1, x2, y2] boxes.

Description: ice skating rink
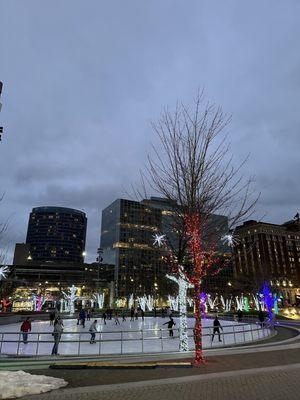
[[0, 317, 270, 356]]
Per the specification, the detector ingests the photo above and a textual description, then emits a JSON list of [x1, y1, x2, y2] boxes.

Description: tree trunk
[[193, 281, 204, 365], [178, 278, 189, 352]]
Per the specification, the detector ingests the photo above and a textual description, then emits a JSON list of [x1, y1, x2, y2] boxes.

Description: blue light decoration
[[200, 292, 207, 318], [273, 293, 279, 315], [262, 282, 274, 320]]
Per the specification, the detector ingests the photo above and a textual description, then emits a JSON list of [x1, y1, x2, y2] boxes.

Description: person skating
[[121, 309, 126, 322], [141, 309, 145, 321], [20, 317, 31, 344], [237, 309, 243, 322], [163, 316, 176, 338], [130, 307, 134, 321], [89, 320, 97, 344], [107, 308, 113, 320], [258, 310, 265, 327], [212, 316, 223, 342], [102, 311, 107, 325], [86, 309, 91, 321], [134, 308, 138, 320], [79, 309, 86, 328], [51, 316, 64, 355], [153, 307, 157, 318], [49, 312, 55, 326], [114, 313, 120, 325]]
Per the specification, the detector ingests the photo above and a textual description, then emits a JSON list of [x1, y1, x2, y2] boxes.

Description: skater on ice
[[89, 320, 97, 344]]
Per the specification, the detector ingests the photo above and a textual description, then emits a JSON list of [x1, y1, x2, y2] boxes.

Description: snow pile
[[0, 370, 68, 399]]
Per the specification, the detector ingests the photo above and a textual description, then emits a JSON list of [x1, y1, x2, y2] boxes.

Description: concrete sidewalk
[[23, 363, 300, 400]]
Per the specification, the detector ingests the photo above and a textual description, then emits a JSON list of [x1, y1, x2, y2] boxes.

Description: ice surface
[[0, 370, 67, 399], [0, 317, 270, 356]]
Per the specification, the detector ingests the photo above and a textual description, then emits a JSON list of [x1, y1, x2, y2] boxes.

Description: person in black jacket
[[163, 317, 176, 338], [212, 316, 223, 342]]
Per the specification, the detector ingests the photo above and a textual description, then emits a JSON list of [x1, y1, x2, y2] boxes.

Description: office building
[[25, 206, 87, 263], [233, 218, 300, 304], [100, 197, 230, 298]]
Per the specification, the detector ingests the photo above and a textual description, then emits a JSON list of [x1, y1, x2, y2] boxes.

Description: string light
[[166, 266, 193, 352], [0, 265, 9, 280], [152, 233, 166, 247]]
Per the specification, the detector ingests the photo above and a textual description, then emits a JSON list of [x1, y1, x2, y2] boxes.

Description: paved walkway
[[8, 322, 300, 399], [23, 363, 300, 400]]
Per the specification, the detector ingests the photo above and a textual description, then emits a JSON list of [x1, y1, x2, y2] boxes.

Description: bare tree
[[143, 92, 258, 366]]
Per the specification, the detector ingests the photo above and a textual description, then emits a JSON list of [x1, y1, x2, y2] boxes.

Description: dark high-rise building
[[100, 199, 164, 298], [100, 197, 229, 298], [233, 218, 300, 303], [26, 206, 87, 263]]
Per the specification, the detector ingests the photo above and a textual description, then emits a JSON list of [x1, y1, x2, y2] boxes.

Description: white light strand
[[220, 295, 232, 312], [235, 295, 244, 311], [145, 295, 154, 311], [137, 296, 146, 312], [93, 292, 105, 309], [0, 265, 9, 281], [152, 233, 166, 247], [128, 294, 134, 309], [167, 295, 179, 311], [207, 294, 218, 310], [221, 234, 239, 247], [62, 285, 78, 314], [166, 267, 193, 352]]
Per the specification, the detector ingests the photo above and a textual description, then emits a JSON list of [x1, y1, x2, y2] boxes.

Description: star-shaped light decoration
[[0, 265, 10, 281], [152, 233, 166, 247], [221, 234, 239, 247]]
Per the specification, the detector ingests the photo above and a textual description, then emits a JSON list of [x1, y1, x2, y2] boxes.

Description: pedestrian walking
[[20, 317, 31, 344], [134, 308, 138, 320], [102, 311, 107, 325], [141, 309, 145, 321], [89, 320, 97, 344], [130, 307, 134, 321], [114, 313, 120, 325], [121, 309, 126, 322], [212, 316, 223, 342], [51, 317, 64, 355], [49, 312, 55, 326], [79, 309, 86, 328], [163, 316, 176, 338]]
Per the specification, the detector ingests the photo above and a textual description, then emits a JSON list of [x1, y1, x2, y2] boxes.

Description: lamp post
[[96, 247, 103, 291]]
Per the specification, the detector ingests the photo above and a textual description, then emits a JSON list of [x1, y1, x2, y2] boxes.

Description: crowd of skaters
[[18, 306, 266, 355]]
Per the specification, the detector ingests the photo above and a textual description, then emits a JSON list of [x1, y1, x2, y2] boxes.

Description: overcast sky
[[0, 1, 299, 263]]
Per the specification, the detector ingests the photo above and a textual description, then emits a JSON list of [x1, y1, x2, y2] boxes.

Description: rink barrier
[[0, 322, 273, 357]]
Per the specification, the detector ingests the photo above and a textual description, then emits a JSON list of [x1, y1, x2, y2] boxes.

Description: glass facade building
[[100, 197, 230, 298], [26, 206, 87, 263]]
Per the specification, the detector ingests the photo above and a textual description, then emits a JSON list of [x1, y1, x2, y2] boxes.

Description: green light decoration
[[243, 296, 249, 312]]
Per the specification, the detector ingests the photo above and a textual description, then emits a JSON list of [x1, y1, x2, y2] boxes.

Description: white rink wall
[[0, 317, 271, 356]]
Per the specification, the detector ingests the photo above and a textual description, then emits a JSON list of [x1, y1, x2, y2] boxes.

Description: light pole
[[96, 247, 103, 291]]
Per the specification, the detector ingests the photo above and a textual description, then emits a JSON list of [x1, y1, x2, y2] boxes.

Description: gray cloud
[[0, 0, 300, 262]]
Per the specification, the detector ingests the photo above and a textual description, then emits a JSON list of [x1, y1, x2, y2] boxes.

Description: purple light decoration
[[262, 283, 274, 320], [200, 292, 207, 318]]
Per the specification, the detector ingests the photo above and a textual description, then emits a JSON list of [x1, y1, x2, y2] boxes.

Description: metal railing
[[0, 322, 272, 357]]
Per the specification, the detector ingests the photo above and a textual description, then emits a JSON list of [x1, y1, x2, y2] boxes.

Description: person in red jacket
[[20, 317, 31, 344]]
